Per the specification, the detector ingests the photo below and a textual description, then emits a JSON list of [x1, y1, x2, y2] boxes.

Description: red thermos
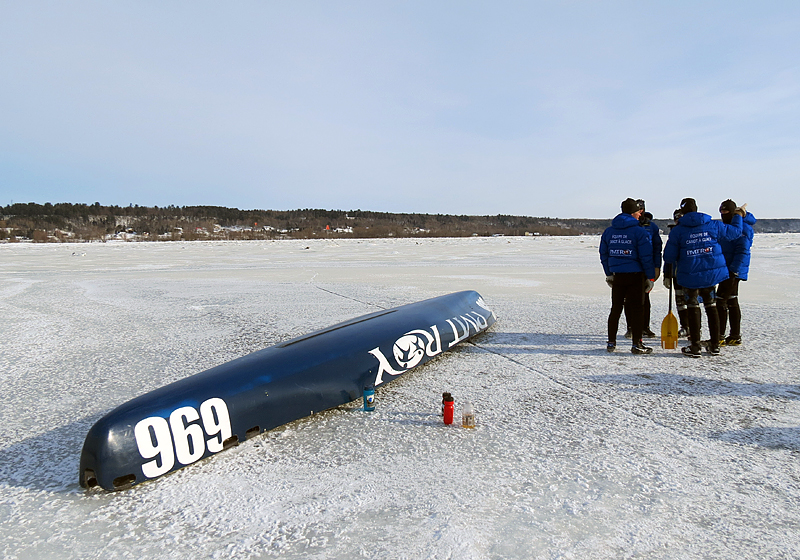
[[443, 395, 454, 425]]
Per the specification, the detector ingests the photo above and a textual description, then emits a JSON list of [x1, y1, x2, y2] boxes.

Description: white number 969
[[134, 397, 232, 478]]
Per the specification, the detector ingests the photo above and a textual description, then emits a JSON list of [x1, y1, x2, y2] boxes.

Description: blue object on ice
[[79, 290, 496, 491], [363, 384, 376, 412]]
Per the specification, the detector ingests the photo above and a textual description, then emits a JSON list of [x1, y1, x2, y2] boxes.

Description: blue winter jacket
[[600, 213, 656, 279], [645, 221, 663, 269], [663, 211, 743, 289], [719, 212, 755, 281]]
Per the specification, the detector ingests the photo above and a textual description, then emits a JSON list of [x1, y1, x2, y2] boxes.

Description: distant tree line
[[1, 202, 798, 242]]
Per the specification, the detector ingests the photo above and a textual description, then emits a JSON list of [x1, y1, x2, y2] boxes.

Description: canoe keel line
[[79, 290, 496, 491]]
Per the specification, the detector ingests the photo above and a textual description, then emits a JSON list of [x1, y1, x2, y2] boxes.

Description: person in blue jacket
[[600, 198, 656, 355], [716, 199, 755, 346], [636, 199, 662, 338], [666, 208, 690, 337], [663, 197, 744, 357]]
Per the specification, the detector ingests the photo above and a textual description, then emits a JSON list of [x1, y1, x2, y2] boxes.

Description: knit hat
[[636, 199, 646, 211], [673, 208, 683, 221], [680, 198, 697, 214], [621, 198, 640, 214], [719, 199, 737, 213]]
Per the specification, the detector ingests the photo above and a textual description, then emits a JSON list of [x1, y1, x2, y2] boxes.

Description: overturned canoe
[[79, 290, 496, 491]]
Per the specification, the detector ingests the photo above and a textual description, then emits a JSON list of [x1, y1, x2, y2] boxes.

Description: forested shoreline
[[2, 202, 798, 242]]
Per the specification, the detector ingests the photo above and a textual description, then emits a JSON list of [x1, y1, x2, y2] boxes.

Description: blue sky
[[1, 1, 798, 218]]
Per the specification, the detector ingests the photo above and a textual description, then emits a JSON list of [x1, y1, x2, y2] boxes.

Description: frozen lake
[[2, 235, 799, 559]]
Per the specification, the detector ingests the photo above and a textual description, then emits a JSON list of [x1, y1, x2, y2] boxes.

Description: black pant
[[716, 277, 741, 339], [625, 291, 652, 333], [608, 272, 646, 345], [685, 286, 719, 349], [674, 281, 689, 329]]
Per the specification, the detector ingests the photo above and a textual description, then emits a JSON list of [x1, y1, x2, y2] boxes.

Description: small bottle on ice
[[363, 384, 375, 412], [443, 395, 454, 425], [462, 401, 475, 428]]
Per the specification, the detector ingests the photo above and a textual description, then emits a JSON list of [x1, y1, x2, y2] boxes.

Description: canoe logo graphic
[[369, 298, 495, 386], [393, 333, 427, 369]]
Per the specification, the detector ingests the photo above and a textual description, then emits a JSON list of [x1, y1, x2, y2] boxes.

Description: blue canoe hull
[[79, 290, 496, 491]]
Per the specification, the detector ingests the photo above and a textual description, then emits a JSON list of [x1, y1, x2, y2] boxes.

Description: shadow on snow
[[583, 372, 800, 400], [478, 331, 614, 356], [0, 415, 98, 494], [477, 331, 685, 357], [585, 372, 800, 451], [711, 427, 800, 452]]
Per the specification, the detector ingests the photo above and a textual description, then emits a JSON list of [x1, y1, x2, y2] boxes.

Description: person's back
[[600, 213, 654, 277], [663, 197, 743, 357], [666, 209, 689, 336], [664, 211, 739, 289], [636, 203, 662, 338], [719, 211, 755, 281], [716, 202, 756, 346], [600, 198, 655, 355]]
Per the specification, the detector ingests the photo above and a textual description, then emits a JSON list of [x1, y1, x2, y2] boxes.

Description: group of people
[[599, 197, 755, 357]]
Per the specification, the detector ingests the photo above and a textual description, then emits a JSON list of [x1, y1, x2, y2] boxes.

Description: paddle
[[661, 279, 679, 349]]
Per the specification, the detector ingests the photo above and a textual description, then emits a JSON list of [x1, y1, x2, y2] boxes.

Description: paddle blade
[[661, 311, 680, 349]]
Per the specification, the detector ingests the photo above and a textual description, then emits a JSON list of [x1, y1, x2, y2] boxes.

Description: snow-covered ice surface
[[1, 235, 799, 559]]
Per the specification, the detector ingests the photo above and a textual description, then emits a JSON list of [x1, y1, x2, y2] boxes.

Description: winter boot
[[681, 344, 702, 358], [704, 301, 721, 353]]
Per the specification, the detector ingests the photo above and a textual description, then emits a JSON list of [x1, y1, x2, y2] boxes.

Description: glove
[[645, 279, 655, 293], [734, 203, 747, 217], [606, 275, 614, 288], [663, 276, 672, 289], [654, 268, 661, 281]]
